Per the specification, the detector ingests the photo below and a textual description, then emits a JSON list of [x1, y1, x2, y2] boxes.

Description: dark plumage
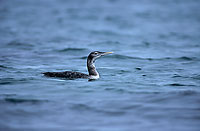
[[43, 71, 89, 79], [42, 51, 113, 80]]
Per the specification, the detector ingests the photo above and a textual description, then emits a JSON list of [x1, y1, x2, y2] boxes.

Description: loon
[[43, 51, 113, 80]]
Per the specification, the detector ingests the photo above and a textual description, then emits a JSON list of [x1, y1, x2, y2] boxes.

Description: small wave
[[166, 83, 196, 87], [120, 104, 142, 110], [144, 56, 198, 61], [90, 30, 121, 36], [135, 67, 142, 70], [108, 54, 169, 61], [109, 55, 199, 61], [70, 103, 125, 116], [0, 65, 7, 68], [0, 94, 17, 97], [70, 103, 94, 111], [78, 56, 87, 59], [178, 90, 199, 96], [57, 48, 87, 52], [101, 110, 126, 116], [172, 74, 200, 80], [3, 98, 48, 104], [177, 56, 197, 61], [0, 78, 15, 85], [191, 75, 200, 80], [7, 41, 34, 47], [0, 65, 10, 71], [0, 65, 14, 71], [105, 88, 126, 93], [158, 56, 198, 61], [104, 87, 135, 94], [172, 74, 182, 78], [118, 70, 131, 73], [109, 54, 139, 60], [0, 78, 30, 85], [90, 41, 121, 46]]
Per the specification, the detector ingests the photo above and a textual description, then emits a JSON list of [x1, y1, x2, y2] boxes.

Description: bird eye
[[94, 52, 98, 55]]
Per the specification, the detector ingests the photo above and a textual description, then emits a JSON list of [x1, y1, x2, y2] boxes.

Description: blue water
[[0, 0, 200, 130]]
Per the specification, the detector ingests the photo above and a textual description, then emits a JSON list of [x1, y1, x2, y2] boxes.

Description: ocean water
[[0, 0, 200, 130]]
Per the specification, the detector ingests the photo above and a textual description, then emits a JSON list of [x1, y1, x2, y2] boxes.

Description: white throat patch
[[89, 74, 100, 80]]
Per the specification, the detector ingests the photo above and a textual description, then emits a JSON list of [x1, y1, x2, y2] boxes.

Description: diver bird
[[43, 51, 113, 80]]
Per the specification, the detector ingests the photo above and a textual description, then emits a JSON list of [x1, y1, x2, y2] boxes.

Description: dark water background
[[0, 0, 200, 130]]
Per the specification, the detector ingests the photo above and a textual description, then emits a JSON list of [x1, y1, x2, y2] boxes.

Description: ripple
[[0, 94, 17, 97], [104, 87, 135, 94], [109, 54, 139, 60], [166, 83, 196, 87], [0, 65, 10, 71], [6, 41, 34, 50], [135, 67, 142, 70], [0, 65, 7, 68], [177, 56, 196, 61], [2, 98, 48, 104], [107, 54, 168, 61], [109, 55, 199, 62], [70, 103, 95, 111], [78, 56, 87, 59], [90, 41, 121, 46], [0, 65, 14, 71], [90, 30, 121, 36], [172, 74, 182, 78], [191, 75, 200, 80], [177, 90, 199, 96], [120, 104, 143, 110], [117, 69, 131, 74], [57, 48, 87, 52], [7, 41, 33, 46], [0, 78, 30, 85], [69, 103, 126, 116]]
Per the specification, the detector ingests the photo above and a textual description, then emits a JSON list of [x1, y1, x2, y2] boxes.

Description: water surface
[[0, 0, 200, 130]]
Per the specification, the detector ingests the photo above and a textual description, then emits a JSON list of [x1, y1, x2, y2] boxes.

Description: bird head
[[88, 51, 113, 62]]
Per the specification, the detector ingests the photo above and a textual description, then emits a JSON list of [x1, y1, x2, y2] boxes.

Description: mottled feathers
[[43, 71, 89, 79]]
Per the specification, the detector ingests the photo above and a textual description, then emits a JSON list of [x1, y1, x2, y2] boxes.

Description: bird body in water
[[43, 51, 113, 80]]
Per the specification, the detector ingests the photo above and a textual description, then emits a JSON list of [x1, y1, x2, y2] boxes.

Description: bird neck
[[87, 58, 99, 77]]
